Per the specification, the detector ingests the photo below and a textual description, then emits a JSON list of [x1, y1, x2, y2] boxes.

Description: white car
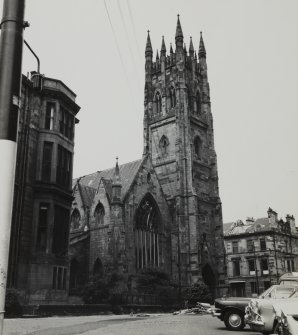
[[245, 286, 298, 334], [272, 300, 298, 335]]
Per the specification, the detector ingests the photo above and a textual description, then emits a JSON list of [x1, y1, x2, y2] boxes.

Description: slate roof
[[224, 217, 271, 236], [78, 183, 96, 208], [73, 159, 143, 202]]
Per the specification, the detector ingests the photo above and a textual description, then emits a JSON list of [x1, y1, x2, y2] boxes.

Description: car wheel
[[224, 310, 245, 331]]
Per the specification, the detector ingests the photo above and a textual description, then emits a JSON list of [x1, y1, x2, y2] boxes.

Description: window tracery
[[134, 194, 162, 269], [94, 202, 105, 225], [159, 135, 169, 156], [71, 208, 81, 230]]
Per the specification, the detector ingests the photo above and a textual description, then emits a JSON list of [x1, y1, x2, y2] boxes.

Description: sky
[[1, 0, 297, 223]]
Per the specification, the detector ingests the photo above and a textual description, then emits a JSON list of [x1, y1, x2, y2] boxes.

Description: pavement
[[3, 313, 264, 335]]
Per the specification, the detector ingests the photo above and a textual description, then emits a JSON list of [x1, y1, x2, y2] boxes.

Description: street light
[[0, 1, 26, 334]]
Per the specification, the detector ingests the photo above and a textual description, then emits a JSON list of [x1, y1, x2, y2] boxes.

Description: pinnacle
[[161, 36, 166, 54], [189, 37, 194, 54], [145, 30, 153, 55], [175, 14, 183, 40], [199, 31, 206, 58]]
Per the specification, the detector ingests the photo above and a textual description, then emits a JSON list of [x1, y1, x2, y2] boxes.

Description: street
[[3, 313, 263, 335]]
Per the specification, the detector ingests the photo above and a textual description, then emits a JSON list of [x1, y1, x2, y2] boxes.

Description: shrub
[[182, 282, 213, 307]]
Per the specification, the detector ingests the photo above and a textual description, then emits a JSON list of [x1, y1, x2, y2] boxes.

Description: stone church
[[70, 16, 226, 297]]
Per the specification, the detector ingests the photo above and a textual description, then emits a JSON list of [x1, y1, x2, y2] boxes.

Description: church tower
[[143, 16, 225, 294]]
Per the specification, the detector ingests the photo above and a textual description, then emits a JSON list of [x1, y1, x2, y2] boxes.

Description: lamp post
[[0, 0, 26, 334]]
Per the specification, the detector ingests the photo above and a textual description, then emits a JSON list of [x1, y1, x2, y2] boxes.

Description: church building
[[70, 16, 226, 297]]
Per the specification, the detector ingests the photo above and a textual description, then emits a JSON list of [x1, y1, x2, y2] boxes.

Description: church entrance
[[202, 263, 216, 297]]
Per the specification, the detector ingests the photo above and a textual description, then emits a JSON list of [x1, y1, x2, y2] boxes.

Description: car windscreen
[[273, 287, 295, 299]]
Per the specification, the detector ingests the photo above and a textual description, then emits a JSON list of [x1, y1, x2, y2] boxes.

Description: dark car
[[211, 285, 291, 331], [212, 297, 251, 330]]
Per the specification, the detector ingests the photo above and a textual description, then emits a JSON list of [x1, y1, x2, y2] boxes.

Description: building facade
[[8, 73, 80, 304], [70, 17, 226, 297], [223, 208, 298, 297]]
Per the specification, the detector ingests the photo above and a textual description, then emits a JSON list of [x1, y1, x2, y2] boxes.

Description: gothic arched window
[[94, 202, 105, 225], [154, 91, 162, 114], [71, 208, 81, 230], [134, 194, 162, 269], [169, 86, 176, 108], [196, 91, 202, 114], [159, 135, 169, 156], [194, 136, 202, 159]]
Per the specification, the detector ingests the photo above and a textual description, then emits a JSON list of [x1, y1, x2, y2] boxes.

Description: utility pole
[[252, 242, 259, 295], [0, 0, 26, 334]]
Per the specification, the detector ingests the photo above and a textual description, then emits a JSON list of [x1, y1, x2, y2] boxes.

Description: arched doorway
[[134, 193, 162, 270], [202, 263, 216, 298]]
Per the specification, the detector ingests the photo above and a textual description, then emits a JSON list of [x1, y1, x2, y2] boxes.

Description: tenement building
[[223, 208, 298, 297], [70, 16, 226, 297], [8, 72, 80, 304]]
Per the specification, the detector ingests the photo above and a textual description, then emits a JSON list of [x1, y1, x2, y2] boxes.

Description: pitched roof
[[78, 183, 96, 208], [224, 217, 271, 236], [74, 159, 143, 201]]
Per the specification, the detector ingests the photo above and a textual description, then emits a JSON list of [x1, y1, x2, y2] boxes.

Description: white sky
[[1, 0, 297, 223]]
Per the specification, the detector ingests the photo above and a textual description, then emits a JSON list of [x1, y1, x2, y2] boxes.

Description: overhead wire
[[126, 0, 143, 64], [103, 0, 138, 113], [117, 0, 142, 87]]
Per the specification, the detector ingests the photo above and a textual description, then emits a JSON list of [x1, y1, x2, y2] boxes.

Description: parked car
[[245, 287, 298, 334], [273, 300, 298, 335], [212, 285, 295, 331]]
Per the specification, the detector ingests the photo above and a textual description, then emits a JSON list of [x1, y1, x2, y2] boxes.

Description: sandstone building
[[223, 208, 298, 297], [8, 72, 80, 304], [70, 17, 226, 297]]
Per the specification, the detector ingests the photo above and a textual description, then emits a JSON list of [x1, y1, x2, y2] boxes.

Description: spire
[[175, 14, 183, 40], [189, 37, 194, 55], [170, 43, 173, 54], [156, 49, 159, 61], [183, 43, 187, 55], [161, 36, 166, 55], [145, 30, 153, 56], [199, 31, 206, 58]]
